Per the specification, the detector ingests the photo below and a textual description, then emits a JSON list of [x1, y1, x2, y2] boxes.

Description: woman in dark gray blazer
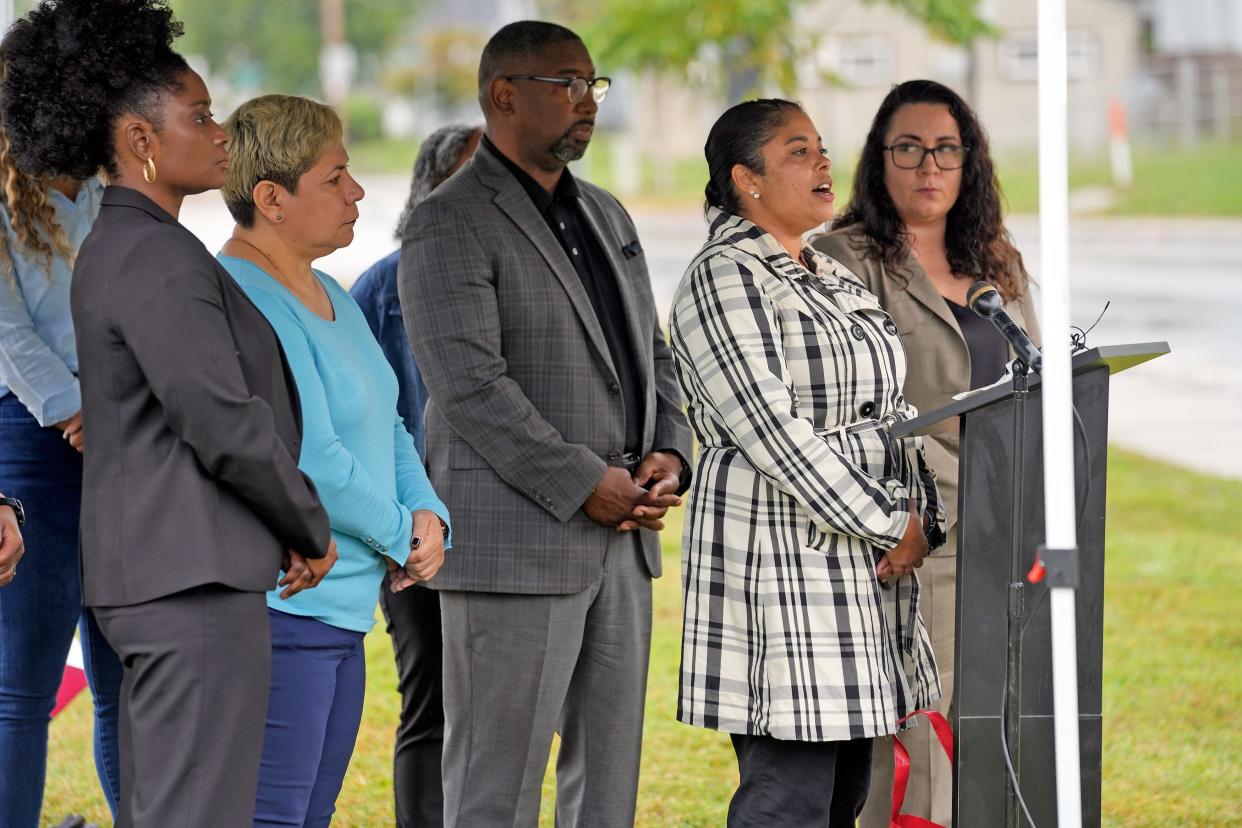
[[1, 2, 334, 825]]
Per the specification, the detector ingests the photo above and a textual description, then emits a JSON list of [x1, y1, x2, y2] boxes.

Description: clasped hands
[[875, 510, 930, 587], [387, 509, 447, 593], [279, 538, 339, 600], [275, 508, 447, 599], [0, 504, 24, 589], [583, 451, 684, 532]]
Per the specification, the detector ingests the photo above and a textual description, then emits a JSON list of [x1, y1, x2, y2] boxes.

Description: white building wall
[[796, 0, 1140, 155], [1151, 0, 1242, 54]]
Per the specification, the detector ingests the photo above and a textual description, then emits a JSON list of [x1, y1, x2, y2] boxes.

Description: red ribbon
[[890, 708, 954, 828]]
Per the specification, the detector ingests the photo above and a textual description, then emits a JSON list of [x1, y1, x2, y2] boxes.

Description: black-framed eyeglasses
[[883, 143, 970, 170], [504, 75, 612, 104]]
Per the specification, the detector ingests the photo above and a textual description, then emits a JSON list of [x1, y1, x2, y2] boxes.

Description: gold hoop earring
[[142, 157, 157, 184]]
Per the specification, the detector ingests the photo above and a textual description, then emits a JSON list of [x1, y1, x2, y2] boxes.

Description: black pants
[[95, 585, 270, 828], [728, 733, 874, 828], [380, 575, 445, 827]]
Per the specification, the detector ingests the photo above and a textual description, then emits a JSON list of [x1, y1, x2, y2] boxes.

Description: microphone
[[967, 281, 1042, 374]]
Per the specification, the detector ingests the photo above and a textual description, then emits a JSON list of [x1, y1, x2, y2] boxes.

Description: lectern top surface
[[889, 341, 1170, 438]]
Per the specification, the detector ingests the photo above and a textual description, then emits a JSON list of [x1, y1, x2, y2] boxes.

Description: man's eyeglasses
[[505, 75, 612, 104], [883, 143, 970, 170]]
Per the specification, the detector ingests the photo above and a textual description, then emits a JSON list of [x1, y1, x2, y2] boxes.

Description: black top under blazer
[[71, 186, 331, 607], [399, 142, 693, 594]]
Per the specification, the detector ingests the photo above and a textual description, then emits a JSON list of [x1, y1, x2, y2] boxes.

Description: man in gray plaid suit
[[398, 20, 693, 827]]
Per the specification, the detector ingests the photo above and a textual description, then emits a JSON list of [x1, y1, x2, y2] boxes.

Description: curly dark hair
[[834, 80, 1029, 301], [0, 0, 188, 180]]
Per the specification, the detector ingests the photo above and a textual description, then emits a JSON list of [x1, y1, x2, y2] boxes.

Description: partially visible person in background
[[352, 124, 480, 456], [218, 93, 451, 828], [0, 112, 123, 826], [0, 493, 21, 589], [814, 78, 1041, 827], [349, 122, 480, 828], [1, 3, 335, 825]]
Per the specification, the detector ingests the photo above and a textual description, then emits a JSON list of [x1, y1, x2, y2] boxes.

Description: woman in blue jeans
[[0, 126, 123, 824], [218, 94, 451, 828]]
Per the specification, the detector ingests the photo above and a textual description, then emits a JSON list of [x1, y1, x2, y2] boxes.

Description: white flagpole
[[1037, 0, 1083, 826]]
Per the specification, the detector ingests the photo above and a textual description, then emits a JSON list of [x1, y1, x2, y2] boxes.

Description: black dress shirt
[[946, 299, 1009, 389], [484, 136, 645, 453]]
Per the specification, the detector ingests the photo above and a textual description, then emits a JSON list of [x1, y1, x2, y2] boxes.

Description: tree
[[169, 0, 419, 96], [567, 0, 993, 96]]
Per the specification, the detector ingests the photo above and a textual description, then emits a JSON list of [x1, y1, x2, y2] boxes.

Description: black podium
[[890, 342, 1169, 827]]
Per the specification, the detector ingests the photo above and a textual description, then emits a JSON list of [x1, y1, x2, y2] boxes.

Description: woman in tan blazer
[[814, 79, 1040, 828]]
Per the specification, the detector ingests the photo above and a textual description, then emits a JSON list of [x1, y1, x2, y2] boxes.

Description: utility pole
[[319, 0, 356, 127]]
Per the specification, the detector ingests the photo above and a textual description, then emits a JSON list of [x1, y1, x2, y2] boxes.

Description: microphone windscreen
[[967, 281, 1001, 318]]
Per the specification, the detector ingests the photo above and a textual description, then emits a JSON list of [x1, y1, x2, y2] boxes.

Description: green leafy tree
[[170, 0, 419, 96], [566, 0, 992, 96]]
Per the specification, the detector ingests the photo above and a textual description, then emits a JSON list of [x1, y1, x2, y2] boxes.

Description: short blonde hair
[[222, 94, 343, 228]]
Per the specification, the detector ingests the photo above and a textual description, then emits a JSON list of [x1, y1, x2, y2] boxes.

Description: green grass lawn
[[996, 142, 1242, 216], [42, 448, 1242, 826], [350, 135, 1241, 217]]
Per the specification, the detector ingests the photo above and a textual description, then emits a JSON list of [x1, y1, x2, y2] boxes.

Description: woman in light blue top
[[0, 130, 122, 824], [217, 94, 451, 827]]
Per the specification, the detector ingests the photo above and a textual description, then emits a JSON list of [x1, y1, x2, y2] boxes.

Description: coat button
[[607, 449, 621, 461], [884, 319, 898, 335], [851, 324, 865, 340], [860, 401, 876, 417], [608, 382, 621, 395]]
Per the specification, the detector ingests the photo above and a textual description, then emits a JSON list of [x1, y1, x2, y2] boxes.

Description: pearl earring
[[751, 192, 761, 199]]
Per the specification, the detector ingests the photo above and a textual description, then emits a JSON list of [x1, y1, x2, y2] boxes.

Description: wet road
[[181, 179, 1241, 480]]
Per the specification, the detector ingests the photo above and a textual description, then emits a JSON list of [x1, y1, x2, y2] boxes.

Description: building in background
[[1137, 0, 1242, 145], [615, 0, 1146, 195], [797, 0, 1142, 156]]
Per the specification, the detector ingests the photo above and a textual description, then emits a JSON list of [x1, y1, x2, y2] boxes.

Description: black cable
[[1000, 584, 1048, 828], [1071, 404, 1092, 538], [997, 401, 1092, 828], [1069, 300, 1110, 353]]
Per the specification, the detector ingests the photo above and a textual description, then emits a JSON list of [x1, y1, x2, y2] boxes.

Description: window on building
[[998, 30, 1101, 82], [819, 35, 896, 87]]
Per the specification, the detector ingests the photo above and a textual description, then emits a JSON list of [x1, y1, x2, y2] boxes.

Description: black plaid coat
[[669, 210, 943, 741]]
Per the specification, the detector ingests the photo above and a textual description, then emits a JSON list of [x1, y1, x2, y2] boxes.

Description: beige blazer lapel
[[898, 254, 963, 338], [475, 149, 618, 380]]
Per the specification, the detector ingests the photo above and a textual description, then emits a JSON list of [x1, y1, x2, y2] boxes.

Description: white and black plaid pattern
[[669, 209, 942, 741]]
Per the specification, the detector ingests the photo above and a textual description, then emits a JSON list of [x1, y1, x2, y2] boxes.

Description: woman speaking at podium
[[670, 99, 944, 826], [814, 79, 1041, 827]]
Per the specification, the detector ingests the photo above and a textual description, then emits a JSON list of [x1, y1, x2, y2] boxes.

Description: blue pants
[[254, 608, 367, 828], [0, 394, 123, 826]]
